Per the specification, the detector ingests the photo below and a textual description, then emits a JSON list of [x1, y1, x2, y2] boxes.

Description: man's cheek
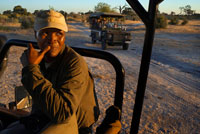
[[60, 36, 65, 43]]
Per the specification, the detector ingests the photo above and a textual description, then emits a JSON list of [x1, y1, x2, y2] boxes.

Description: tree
[[85, 10, 93, 15], [33, 10, 39, 15], [179, 7, 184, 15], [169, 17, 179, 25], [183, 5, 195, 15], [94, 2, 116, 13], [3, 10, 12, 16], [156, 14, 168, 28], [13, 5, 27, 15], [122, 7, 139, 20], [170, 11, 175, 16], [115, 4, 128, 14], [122, 7, 135, 16]]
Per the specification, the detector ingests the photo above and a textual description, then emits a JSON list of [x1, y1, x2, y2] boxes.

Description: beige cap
[[34, 10, 68, 32]]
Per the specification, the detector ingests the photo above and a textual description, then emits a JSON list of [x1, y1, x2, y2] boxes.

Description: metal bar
[[126, 0, 162, 133], [73, 47, 125, 111], [0, 39, 125, 114], [126, 0, 149, 26]]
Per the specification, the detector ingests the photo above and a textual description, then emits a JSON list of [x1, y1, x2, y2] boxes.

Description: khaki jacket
[[21, 45, 99, 128]]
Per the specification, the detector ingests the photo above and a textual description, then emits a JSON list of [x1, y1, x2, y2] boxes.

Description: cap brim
[[34, 21, 68, 32]]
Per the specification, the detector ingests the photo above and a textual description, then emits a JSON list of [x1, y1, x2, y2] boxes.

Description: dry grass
[[124, 20, 142, 25], [157, 20, 200, 33], [1, 20, 199, 35], [125, 20, 200, 34], [0, 22, 21, 27]]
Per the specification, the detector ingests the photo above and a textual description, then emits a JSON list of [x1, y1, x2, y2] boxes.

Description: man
[[0, 10, 99, 134]]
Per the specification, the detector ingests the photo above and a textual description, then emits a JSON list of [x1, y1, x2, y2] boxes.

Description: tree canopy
[[94, 2, 116, 13], [13, 5, 28, 15], [179, 5, 195, 15]]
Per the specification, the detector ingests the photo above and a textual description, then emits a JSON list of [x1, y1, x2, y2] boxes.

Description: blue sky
[[0, 0, 199, 14]]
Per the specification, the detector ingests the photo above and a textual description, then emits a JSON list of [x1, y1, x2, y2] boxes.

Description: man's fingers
[[40, 46, 51, 55], [28, 43, 33, 49], [28, 43, 35, 52]]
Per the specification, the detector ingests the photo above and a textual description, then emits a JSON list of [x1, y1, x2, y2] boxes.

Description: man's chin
[[44, 52, 57, 62]]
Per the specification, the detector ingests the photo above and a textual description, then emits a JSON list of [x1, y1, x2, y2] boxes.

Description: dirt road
[[67, 22, 200, 134]]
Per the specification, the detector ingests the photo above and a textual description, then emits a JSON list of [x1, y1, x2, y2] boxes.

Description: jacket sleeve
[[21, 57, 88, 123]]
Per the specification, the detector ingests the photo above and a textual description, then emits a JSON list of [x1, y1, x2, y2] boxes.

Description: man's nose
[[47, 33, 57, 43]]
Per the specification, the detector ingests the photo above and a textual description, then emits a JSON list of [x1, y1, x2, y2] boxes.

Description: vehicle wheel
[[92, 37, 96, 44], [123, 43, 129, 50], [101, 40, 107, 50]]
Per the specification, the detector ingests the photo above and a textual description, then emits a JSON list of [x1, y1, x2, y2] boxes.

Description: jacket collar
[[40, 44, 66, 72]]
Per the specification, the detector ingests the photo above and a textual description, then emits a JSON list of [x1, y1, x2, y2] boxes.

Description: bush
[[181, 18, 188, 25], [0, 15, 8, 23], [7, 18, 19, 23], [155, 14, 168, 29], [20, 16, 34, 29], [169, 17, 179, 25], [0, 26, 13, 31]]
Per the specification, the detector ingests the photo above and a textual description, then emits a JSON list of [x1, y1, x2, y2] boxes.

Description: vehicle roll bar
[[0, 39, 125, 115], [126, 0, 163, 133]]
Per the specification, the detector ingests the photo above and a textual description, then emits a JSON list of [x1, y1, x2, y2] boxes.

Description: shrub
[[0, 26, 13, 31], [155, 14, 168, 29], [169, 17, 179, 25], [7, 18, 19, 23], [181, 18, 188, 25], [20, 16, 34, 29], [0, 15, 8, 23]]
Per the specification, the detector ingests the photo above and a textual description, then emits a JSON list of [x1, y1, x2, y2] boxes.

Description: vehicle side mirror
[[15, 86, 32, 110], [0, 35, 8, 78]]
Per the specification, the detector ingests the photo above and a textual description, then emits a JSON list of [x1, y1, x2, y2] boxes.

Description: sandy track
[[67, 22, 200, 133]]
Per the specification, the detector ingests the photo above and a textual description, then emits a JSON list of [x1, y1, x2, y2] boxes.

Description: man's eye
[[56, 32, 63, 36], [41, 32, 48, 37], [39, 32, 47, 38]]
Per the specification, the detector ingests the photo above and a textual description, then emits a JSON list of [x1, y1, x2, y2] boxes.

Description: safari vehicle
[[89, 12, 132, 50], [0, 0, 162, 133]]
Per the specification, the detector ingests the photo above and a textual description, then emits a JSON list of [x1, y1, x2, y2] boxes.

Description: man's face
[[37, 28, 65, 61]]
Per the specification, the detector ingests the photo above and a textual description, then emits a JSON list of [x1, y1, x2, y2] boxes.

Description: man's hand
[[20, 43, 50, 67]]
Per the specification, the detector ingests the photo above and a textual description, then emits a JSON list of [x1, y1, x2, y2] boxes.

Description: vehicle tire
[[92, 37, 96, 44], [123, 43, 129, 50], [101, 40, 107, 50]]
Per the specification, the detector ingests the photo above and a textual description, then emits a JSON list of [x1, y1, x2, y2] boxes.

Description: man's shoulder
[[63, 46, 86, 65], [65, 46, 81, 59]]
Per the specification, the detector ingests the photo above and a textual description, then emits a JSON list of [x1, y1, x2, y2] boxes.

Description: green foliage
[[11, 13, 21, 18], [3, 10, 12, 16], [20, 16, 34, 29], [122, 7, 135, 16], [7, 18, 19, 23], [155, 14, 168, 29], [169, 17, 179, 25], [0, 15, 19, 23], [49, 6, 55, 11], [183, 5, 194, 15], [115, 4, 128, 14], [179, 5, 195, 15], [0, 26, 13, 31], [94, 2, 116, 13], [13, 5, 28, 15], [122, 7, 139, 20], [181, 18, 188, 25], [0, 15, 8, 23]]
